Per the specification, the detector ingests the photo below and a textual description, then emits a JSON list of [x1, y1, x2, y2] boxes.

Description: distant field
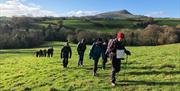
[[38, 18, 180, 32], [0, 42, 179, 91]]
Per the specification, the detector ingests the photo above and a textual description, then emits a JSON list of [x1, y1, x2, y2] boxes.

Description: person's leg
[[93, 59, 99, 76], [64, 58, 68, 67], [102, 58, 105, 69], [66, 58, 68, 67], [116, 60, 121, 73], [102, 56, 107, 69], [102, 53, 107, 69], [63, 58, 66, 68], [48, 53, 50, 57], [111, 57, 120, 84], [51, 53, 53, 57], [111, 60, 117, 84]]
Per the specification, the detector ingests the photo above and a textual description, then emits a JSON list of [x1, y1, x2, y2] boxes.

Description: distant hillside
[[93, 10, 147, 19]]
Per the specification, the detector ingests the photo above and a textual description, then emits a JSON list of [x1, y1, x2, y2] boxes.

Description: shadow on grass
[[0, 50, 35, 54], [103, 65, 154, 70], [39, 44, 77, 48], [118, 80, 180, 86], [127, 71, 180, 75], [68, 66, 93, 71], [68, 64, 154, 72], [121, 61, 141, 65], [122, 66, 154, 70], [39, 44, 64, 47]]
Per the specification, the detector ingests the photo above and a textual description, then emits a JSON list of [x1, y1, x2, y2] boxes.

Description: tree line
[[0, 17, 179, 49]]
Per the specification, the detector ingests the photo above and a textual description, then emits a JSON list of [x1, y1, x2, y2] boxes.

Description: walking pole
[[124, 55, 128, 81]]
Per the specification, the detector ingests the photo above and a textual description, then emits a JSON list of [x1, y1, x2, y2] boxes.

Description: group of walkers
[[35, 47, 54, 57], [35, 32, 131, 86], [60, 32, 131, 86]]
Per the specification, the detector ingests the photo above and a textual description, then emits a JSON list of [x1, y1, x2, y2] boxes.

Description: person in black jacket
[[35, 50, 39, 57], [47, 47, 54, 57], [77, 39, 86, 67], [39, 49, 43, 57], [43, 49, 47, 57], [60, 42, 72, 68]]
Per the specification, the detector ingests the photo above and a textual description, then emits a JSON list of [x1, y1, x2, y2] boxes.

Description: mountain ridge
[[84, 9, 147, 19]]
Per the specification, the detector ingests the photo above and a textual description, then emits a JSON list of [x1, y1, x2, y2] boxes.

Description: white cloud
[[0, 0, 59, 17], [67, 10, 99, 17], [145, 11, 166, 18]]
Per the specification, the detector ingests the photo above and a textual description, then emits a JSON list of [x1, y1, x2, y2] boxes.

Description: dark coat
[[61, 45, 72, 58], [77, 42, 86, 54], [89, 43, 103, 60]]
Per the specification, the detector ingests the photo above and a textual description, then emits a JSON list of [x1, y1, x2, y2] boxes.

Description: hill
[[93, 10, 147, 19], [0, 42, 179, 91]]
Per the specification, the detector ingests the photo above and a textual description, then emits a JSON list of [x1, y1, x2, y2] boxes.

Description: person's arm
[[77, 42, 80, 52], [89, 43, 95, 59], [123, 40, 131, 55], [124, 48, 131, 55]]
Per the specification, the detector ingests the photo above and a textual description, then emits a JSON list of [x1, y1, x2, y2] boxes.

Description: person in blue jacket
[[89, 38, 103, 76]]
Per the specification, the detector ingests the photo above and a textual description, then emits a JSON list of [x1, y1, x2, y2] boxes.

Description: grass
[[63, 19, 98, 30], [0, 42, 180, 91]]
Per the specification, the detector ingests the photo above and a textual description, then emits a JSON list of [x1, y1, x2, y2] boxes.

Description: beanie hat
[[117, 32, 124, 40]]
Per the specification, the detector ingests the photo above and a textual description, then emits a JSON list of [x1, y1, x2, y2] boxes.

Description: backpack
[[77, 42, 86, 52], [89, 43, 102, 60], [105, 39, 116, 55]]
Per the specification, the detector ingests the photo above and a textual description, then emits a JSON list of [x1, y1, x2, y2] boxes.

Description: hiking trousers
[[102, 55, 107, 69], [63, 58, 68, 68], [111, 57, 121, 83], [78, 53, 84, 66], [94, 59, 99, 73]]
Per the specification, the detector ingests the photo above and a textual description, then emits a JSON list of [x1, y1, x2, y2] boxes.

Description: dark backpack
[[77, 42, 86, 52]]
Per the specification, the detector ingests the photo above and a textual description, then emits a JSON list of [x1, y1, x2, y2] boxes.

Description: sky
[[0, 0, 180, 17]]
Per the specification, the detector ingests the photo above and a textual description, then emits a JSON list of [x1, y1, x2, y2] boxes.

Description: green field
[[0, 42, 180, 91], [39, 18, 180, 32], [39, 19, 138, 32]]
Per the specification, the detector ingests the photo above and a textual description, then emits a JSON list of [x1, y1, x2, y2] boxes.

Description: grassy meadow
[[38, 18, 180, 32], [0, 42, 180, 91]]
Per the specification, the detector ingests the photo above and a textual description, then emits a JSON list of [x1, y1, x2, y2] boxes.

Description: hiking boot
[[111, 83, 116, 86]]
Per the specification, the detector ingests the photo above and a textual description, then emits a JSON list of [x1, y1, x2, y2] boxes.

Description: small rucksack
[[105, 39, 116, 55]]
